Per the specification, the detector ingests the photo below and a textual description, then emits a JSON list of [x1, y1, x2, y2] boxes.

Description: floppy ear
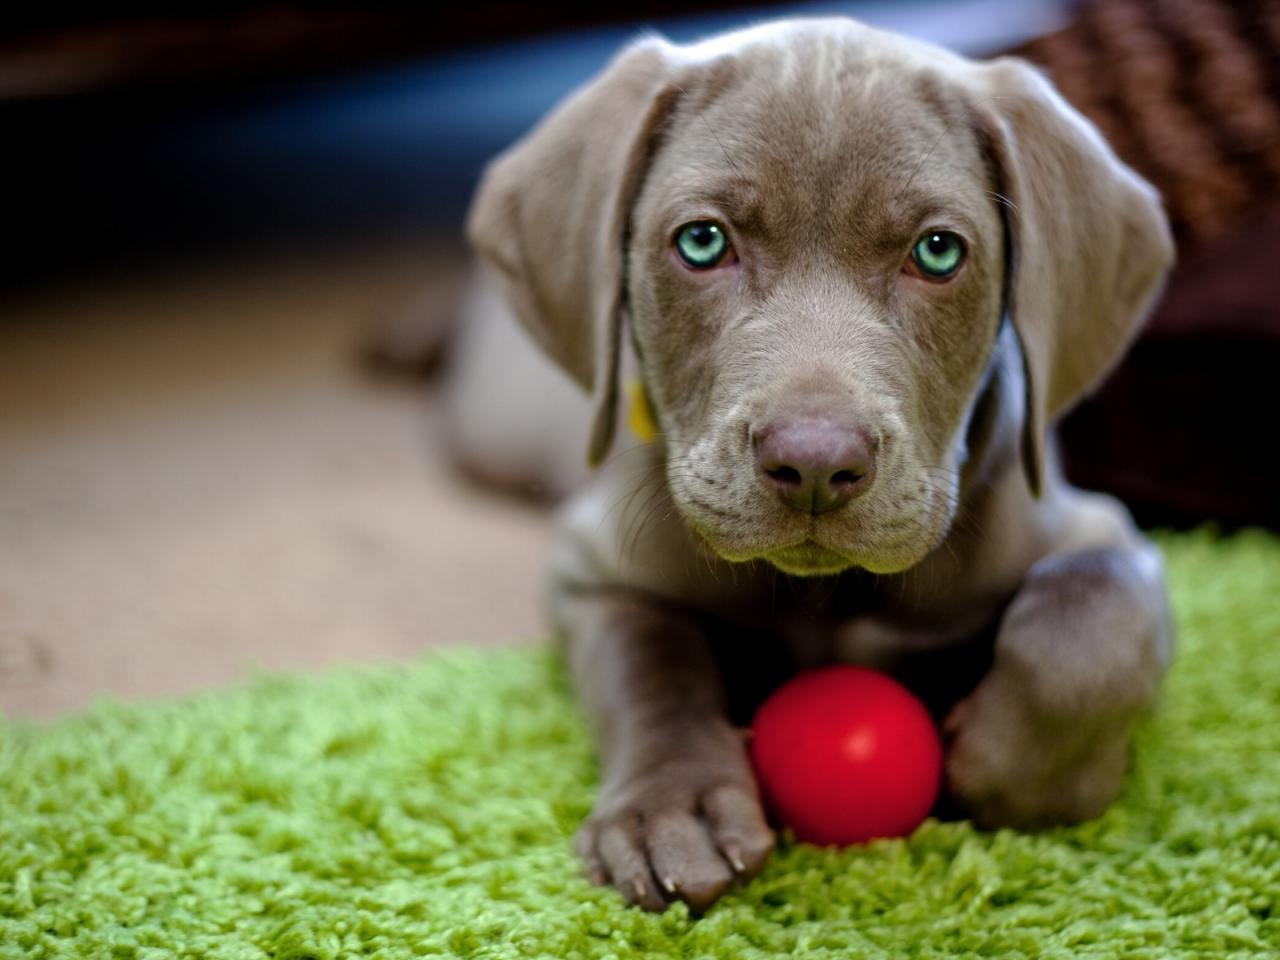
[[973, 58, 1174, 496], [466, 37, 680, 467]]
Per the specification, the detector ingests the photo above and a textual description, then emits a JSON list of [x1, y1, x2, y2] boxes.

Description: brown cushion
[[1060, 202, 1280, 528], [1012, 0, 1280, 528]]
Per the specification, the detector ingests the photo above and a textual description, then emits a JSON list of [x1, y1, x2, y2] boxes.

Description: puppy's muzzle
[[752, 418, 878, 514]]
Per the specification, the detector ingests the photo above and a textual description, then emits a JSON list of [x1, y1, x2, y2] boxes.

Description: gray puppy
[[459, 17, 1174, 912]]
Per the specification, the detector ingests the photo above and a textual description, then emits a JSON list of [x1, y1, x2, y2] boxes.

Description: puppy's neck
[[957, 322, 1023, 505]]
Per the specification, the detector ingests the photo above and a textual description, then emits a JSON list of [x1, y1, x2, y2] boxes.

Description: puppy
[[460, 17, 1175, 912]]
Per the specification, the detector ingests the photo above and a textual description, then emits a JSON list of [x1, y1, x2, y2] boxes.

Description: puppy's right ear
[[467, 37, 680, 467]]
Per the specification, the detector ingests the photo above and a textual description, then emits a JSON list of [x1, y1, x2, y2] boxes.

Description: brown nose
[[753, 418, 877, 514]]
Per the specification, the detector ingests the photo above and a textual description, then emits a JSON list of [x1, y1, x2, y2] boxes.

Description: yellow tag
[[627, 378, 659, 443]]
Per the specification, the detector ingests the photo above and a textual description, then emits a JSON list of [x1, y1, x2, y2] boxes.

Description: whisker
[[985, 190, 1018, 215]]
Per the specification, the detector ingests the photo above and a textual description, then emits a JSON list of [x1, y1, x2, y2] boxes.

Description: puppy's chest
[[712, 583, 1000, 724], [777, 606, 992, 671], [734, 573, 996, 664]]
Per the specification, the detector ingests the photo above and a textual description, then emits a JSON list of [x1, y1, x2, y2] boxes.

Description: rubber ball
[[750, 665, 943, 846]]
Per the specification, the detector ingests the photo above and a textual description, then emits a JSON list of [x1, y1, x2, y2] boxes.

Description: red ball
[[750, 665, 943, 846]]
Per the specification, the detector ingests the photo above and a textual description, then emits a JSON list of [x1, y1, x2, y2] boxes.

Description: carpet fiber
[[3, 531, 1278, 958]]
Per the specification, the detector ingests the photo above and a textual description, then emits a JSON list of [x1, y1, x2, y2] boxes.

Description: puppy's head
[[469, 19, 1173, 576]]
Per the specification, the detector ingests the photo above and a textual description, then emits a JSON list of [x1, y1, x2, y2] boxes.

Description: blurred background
[[2, 0, 1276, 718]]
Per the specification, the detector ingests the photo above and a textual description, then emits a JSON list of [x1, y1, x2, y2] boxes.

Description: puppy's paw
[[942, 666, 1132, 829], [576, 763, 774, 912]]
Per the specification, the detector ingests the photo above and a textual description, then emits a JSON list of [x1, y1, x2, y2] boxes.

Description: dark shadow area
[[1, 1, 1064, 294]]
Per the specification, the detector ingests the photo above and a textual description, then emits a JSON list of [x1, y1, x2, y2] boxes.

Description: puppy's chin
[[764, 540, 934, 577], [681, 493, 956, 576], [764, 542, 856, 577], [692, 525, 935, 577]]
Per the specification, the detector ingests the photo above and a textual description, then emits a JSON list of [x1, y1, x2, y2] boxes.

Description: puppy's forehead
[[655, 29, 990, 229]]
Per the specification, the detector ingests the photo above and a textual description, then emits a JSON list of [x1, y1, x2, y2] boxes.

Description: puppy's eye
[[674, 221, 730, 269], [909, 231, 965, 280]]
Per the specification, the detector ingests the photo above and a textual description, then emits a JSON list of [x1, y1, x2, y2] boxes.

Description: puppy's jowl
[[464, 18, 1174, 912]]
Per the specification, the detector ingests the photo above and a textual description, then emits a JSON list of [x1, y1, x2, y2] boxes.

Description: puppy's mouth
[[671, 439, 955, 578], [688, 513, 938, 578]]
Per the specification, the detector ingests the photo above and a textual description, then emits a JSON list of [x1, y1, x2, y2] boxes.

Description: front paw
[[943, 664, 1132, 829], [575, 758, 774, 912], [943, 543, 1170, 830]]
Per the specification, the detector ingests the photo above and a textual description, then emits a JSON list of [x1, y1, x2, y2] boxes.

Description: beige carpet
[[0, 245, 548, 720]]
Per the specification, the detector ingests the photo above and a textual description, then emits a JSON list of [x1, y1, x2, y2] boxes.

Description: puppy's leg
[[944, 492, 1173, 827], [562, 591, 774, 912], [441, 270, 594, 501]]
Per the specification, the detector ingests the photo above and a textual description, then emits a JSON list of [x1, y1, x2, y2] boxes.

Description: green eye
[[911, 231, 965, 278], [675, 221, 730, 268]]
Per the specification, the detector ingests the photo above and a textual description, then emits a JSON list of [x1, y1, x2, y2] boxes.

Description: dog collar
[[627, 378, 659, 443]]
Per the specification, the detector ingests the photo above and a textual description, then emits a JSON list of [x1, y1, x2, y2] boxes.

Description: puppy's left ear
[[467, 37, 682, 467], [972, 58, 1174, 496]]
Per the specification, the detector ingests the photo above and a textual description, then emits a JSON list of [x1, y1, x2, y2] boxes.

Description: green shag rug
[[3, 531, 1279, 959]]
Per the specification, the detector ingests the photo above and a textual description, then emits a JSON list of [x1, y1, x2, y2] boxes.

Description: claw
[[722, 844, 747, 874]]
